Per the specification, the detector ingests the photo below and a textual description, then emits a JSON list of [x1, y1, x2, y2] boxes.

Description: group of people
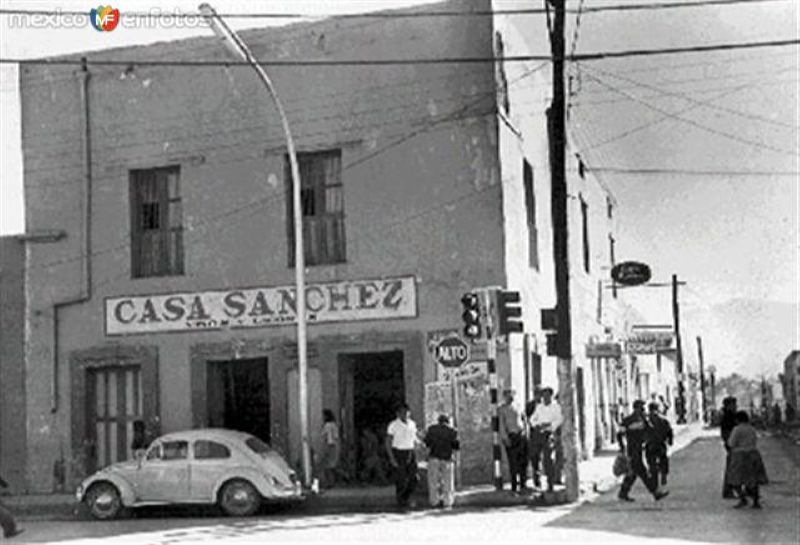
[[719, 396, 769, 509], [499, 387, 564, 494]]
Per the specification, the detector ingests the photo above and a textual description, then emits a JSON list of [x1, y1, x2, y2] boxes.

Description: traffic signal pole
[[482, 289, 504, 490], [547, 0, 580, 503]]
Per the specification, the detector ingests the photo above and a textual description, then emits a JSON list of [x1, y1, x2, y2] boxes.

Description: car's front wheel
[[85, 482, 124, 520], [219, 479, 261, 517]]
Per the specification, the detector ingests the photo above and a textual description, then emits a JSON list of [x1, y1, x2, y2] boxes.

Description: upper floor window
[[580, 195, 590, 274], [130, 166, 184, 278], [606, 196, 614, 220], [523, 160, 539, 271], [494, 32, 510, 116], [286, 149, 346, 266]]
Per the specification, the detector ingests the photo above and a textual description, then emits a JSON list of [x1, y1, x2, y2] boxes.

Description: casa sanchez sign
[[106, 276, 417, 336]]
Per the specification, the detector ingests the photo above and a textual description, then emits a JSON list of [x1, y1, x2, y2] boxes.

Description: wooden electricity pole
[[672, 274, 686, 424], [697, 336, 706, 422], [547, 0, 579, 503]]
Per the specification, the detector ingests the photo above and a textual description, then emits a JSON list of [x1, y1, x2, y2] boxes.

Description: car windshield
[[245, 437, 274, 455]]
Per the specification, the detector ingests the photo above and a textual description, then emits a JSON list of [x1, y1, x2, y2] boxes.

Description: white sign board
[[106, 276, 417, 335]]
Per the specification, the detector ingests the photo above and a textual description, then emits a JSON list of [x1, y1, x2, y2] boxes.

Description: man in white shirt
[[528, 387, 563, 491], [386, 403, 420, 509]]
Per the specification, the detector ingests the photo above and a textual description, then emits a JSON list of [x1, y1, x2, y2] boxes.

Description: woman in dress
[[726, 410, 768, 509]]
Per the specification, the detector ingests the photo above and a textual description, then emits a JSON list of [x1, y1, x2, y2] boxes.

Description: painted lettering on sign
[[105, 276, 417, 335]]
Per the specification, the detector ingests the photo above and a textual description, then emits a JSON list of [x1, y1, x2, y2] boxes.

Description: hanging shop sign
[[611, 261, 652, 287], [105, 275, 417, 335], [626, 330, 675, 354], [586, 342, 622, 359]]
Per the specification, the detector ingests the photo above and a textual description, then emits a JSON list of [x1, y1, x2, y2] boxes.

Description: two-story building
[[19, 0, 626, 492]]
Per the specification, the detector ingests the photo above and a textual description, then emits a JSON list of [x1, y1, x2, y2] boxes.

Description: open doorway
[[206, 358, 270, 443], [339, 351, 404, 485]]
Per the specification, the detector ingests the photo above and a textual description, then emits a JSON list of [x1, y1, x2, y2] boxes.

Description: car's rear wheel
[[86, 482, 123, 520], [219, 479, 261, 517]]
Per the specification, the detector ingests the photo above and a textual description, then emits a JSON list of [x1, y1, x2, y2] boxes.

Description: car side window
[[194, 440, 231, 460], [162, 440, 189, 461], [145, 443, 162, 461]]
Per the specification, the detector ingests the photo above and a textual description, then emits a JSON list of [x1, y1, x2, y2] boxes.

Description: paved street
[[9, 433, 798, 545]]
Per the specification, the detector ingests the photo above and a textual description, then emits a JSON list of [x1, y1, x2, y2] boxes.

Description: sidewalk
[[4, 423, 709, 520]]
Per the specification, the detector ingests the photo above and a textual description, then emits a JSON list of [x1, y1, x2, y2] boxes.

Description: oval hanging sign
[[611, 261, 651, 287]]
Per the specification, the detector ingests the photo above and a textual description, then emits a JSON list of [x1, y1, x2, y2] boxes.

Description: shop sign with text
[[106, 276, 417, 335]]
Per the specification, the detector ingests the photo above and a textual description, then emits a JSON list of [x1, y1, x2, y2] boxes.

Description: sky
[[1, 0, 798, 377]]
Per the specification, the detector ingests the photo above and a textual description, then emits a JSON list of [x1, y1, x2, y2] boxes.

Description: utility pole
[[547, 0, 579, 503], [672, 274, 686, 424], [697, 336, 706, 422]]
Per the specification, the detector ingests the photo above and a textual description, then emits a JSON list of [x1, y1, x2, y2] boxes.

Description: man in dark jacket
[[720, 396, 738, 498], [424, 414, 460, 508], [645, 402, 674, 486], [0, 475, 23, 539], [617, 400, 669, 502]]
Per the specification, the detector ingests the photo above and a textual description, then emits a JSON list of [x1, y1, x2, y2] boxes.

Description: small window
[[494, 32, 510, 115], [245, 437, 273, 456], [606, 197, 614, 220], [194, 440, 231, 460], [581, 195, 590, 274], [523, 160, 539, 271], [130, 165, 184, 278], [145, 444, 161, 461], [286, 150, 346, 266], [161, 440, 188, 461]]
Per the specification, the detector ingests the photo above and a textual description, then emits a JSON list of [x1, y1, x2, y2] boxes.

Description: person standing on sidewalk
[[424, 414, 460, 509], [720, 396, 739, 498], [0, 475, 23, 539], [645, 401, 674, 487], [528, 387, 563, 492], [617, 400, 669, 502], [499, 389, 527, 493], [386, 403, 421, 509], [526, 387, 544, 488], [726, 410, 768, 509]]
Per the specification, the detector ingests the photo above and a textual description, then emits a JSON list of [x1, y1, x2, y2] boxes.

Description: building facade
[[0, 235, 27, 492], [20, 0, 627, 492], [783, 350, 800, 416]]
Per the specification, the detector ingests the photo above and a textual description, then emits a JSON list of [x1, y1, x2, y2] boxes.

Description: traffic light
[[496, 290, 524, 336], [461, 292, 483, 340]]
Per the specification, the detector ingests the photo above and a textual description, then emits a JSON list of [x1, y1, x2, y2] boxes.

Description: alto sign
[[433, 336, 470, 368], [611, 261, 652, 287]]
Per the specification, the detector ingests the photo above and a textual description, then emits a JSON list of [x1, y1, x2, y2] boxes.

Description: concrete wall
[[20, 0, 515, 491], [0, 236, 27, 492]]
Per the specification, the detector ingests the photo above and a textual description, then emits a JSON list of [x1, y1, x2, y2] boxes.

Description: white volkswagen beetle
[[76, 429, 304, 519]]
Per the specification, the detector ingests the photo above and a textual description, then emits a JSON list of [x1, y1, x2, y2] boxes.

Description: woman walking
[[726, 410, 768, 509]]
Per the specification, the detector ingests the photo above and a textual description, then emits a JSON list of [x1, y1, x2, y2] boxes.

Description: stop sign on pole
[[434, 336, 470, 368]]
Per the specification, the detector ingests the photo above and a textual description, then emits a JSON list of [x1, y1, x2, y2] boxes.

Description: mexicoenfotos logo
[[90, 5, 120, 31]]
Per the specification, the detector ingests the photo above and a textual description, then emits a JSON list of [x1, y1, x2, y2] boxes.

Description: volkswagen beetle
[[76, 428, 304, 519]]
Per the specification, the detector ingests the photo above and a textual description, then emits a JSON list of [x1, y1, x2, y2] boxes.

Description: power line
[[582, 72, 799, 156], [584, 64, 798, 129], [0, 39, 797, 67], [0, 1, 791, 20], [586, 167, 800, 176]]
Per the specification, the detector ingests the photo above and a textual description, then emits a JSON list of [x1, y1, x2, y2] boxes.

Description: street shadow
[[543, 437, 799, 544]]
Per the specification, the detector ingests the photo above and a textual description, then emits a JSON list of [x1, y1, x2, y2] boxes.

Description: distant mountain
[[686, 299, 799, 379]]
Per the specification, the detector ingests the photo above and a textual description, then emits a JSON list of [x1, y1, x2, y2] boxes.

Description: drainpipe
[[51, 56, 93, 414]]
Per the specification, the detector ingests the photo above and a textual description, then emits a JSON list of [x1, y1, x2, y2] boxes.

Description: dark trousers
[[529, 438, 542, 486], [0, 501, 18, 537], [722, 447, 736, 498], [620, 447, 657, 497], [530, 432, 557, 490], [645, 443, 669, 486], [504, 432, 527, 491], [392, 449, 418, 507]]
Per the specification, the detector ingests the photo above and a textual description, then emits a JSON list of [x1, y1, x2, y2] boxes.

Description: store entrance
[[206, 358, 270, 443], [339, 351, 404, 485]]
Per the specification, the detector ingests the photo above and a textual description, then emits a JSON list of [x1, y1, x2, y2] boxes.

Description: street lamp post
[[199, 4, 312, 488]]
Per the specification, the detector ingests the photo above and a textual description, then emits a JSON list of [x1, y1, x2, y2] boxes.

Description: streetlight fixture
[[199, 4, 312, 489]]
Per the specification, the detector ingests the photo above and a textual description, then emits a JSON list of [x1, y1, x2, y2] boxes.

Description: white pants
[[427, 458, 455, 507]]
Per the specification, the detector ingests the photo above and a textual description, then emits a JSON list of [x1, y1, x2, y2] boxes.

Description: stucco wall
[[0, 236, 27, 492], [20, 0, 514, 491]]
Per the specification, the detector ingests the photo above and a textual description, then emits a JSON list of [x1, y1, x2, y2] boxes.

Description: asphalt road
[[9, 432, 798, 545]]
